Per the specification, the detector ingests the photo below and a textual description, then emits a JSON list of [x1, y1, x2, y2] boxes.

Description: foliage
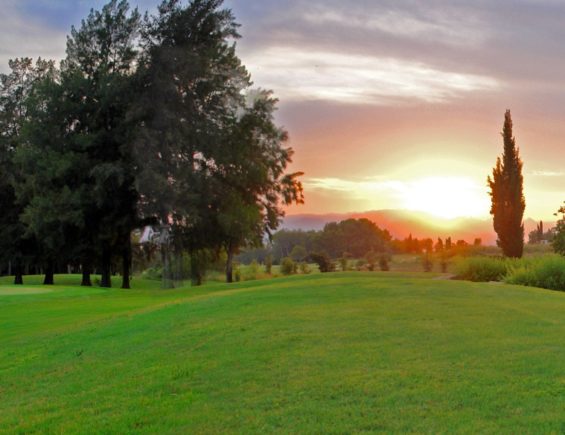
[[290, 245, 307, 262], [454, 256, 512, 282], [365, 250, 376, 271], [527, 221, 554, 245], [488, 110, 525, 258], [421, 252, 434, 272], [338, 256, 349, 272], [242, 260, 261, 281], [271, 229, 316, 261], [0, 58, 57, 284], [317, 219, 391, 258], [505, 255, 565, 291], [141, 266, 163, 281], [378, 253, 391, 271], [552, 202, 565, 255], [0, 0, 304, 288], [134, 1, 303, 285], [264, 254, 273, 274], [234, 264, 241, 282], [309, 252, 335, 273], [438, 252, 450, 273], [271, 220, 391, 263], [280, 257, 295, 275], [236, 247, 271, 265]]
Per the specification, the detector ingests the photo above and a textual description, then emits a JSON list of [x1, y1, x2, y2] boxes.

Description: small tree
[[264, 254, 273, 274], [439, 251, 449, 273], [488, 110, 525, 258], [290, 245, 307, 262], [378, 253, 391, 271], [338, 252, 351, 272], [280, 257, 295, 275], [365, 250, 376, 271], [552, 202, 565, 256], [310, 252, 335, 273], [299, 262, 311, 274], [421, 252, 434, 272]]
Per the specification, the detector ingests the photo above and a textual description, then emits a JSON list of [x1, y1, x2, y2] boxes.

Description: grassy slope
[[0, 273, 564, 434]]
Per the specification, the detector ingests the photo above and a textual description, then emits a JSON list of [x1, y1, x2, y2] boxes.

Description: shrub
[[299, 262, 311, 274], [234, 266, 241, 282], [290, 245, 307, 262], [378, 253, 391, 271], [141, 266, 162, 281], [365, 250, 376, 271], [243, 260, 260, 281], [280, 257, 295, 275], [309, 252, 335, 273], [339, 257, 348, 272], [421, 253, 434, 272], [355, 259, 366, 271], [454, 256, 511, 282], [505, 255, 565, 291], [264, 254, 272, 274], [439, 253, 450, 273], [552, 202, 565, 255]]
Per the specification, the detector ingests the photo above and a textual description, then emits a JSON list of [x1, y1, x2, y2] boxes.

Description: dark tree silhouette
[[488, 110, 525, 258], [552, 202, 565, 256]]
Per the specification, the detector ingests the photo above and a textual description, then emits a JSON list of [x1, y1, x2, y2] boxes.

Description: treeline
[[273, 219, 392, 260], [238, 218, 486, 266], [0, 0, 303, 287], [391, 234, 482, 255]]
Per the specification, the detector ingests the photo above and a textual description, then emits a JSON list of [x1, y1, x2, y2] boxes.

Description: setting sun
[[401, 176, 490, 219], [2, 2, 565, 434]]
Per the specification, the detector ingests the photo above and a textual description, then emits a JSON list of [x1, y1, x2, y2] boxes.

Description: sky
[[1, 0, 564, 221]]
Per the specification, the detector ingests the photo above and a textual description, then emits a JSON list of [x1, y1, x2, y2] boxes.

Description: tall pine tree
[[488, 110, 525, 258], [0, 58, 57, 284]]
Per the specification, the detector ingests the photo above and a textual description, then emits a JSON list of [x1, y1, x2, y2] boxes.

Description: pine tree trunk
[[121, 237, 131, 289], [14, 259, 23, 285], [161, 247, 174, 289], [190, 254, 202, 287], [43, 260, 54, 285], [226, 244, 234, 283], [81, 261, 92, 287], [100, 245, 112, 288]]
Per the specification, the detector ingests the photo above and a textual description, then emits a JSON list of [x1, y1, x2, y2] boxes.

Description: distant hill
[[282, 210, 549, 245]]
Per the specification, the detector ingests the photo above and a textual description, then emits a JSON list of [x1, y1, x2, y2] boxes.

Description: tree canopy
[[488, 110, 525, 258], [0, 0, 303, 287]]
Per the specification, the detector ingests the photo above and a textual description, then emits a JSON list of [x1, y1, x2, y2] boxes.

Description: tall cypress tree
[[488, 110, 525, 258]]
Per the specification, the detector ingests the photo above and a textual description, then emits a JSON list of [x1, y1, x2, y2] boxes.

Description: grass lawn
[[1, 273, 564, 433]]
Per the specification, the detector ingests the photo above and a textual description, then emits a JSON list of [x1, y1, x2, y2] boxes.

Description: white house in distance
[[139, 225, 171, 245], [139, 226, 160, 244]]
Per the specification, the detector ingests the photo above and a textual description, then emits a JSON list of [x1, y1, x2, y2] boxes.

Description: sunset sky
[[2, 0, 564, 221]]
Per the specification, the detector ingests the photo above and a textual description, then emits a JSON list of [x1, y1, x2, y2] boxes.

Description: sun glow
[[303, 174, 491, 220], [401, 176, 490, 219]]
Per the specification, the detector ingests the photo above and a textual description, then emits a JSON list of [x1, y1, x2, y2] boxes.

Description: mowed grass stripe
[[1, 273, 564, 433]]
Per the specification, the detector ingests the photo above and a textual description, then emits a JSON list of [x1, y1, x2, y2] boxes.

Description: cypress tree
[[488, 110, 525, 258]]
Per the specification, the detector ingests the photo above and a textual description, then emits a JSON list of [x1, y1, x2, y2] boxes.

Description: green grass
[[1, 273, 564, 433]]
